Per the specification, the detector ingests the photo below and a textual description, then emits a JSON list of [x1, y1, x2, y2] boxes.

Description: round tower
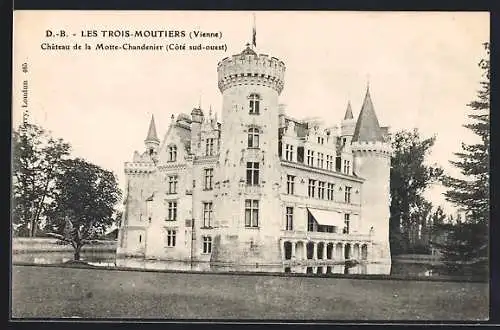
[[341, 100, 355, 141], [351, 87, 392, 267], [211, 44, 286, 272]]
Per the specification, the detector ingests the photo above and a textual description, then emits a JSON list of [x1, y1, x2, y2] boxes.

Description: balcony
[[281, 230, 372, 243]]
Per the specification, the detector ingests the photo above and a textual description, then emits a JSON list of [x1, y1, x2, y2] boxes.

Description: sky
[[13, 11, 490, 215]]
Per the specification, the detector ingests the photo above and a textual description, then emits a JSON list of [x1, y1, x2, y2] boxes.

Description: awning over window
[[308, 208, 344, 227]]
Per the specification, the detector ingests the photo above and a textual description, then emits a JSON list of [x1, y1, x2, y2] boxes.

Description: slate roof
[[352, 87, 384, 143], [343, 101, 354, 120], [145, 115, 160, 142]]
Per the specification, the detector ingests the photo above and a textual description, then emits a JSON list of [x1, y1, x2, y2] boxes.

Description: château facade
[[116, 42, 393, 275]]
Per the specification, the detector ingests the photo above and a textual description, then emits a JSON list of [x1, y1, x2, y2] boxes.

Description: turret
[[351, 86, 392, 264], [341, 100, 355, 139], [144, 115, 160, 156]]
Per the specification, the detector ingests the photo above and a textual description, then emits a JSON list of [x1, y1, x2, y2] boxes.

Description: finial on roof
[[145, 114, 160, 143]]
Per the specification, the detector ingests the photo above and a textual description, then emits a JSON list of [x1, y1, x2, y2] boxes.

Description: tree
[[12, 124, 71, 237], [389, 128, 443, 255], [439, 42, 490, 273], [45, 158, 122, 260]]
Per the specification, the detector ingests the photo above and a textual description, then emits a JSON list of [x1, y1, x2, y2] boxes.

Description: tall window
[[317, 153, 324, 168], [245, 199, 259, 227], [247, 128, 260, 148], [317, 137, 324, 145], [204, 168, 213, 190], [203, 202, 213, 227], [343, 160, 351, 174], [308, 214, 315, 232], [206, 138, 214, 156], [307, 150, 314, 166], [286, 175, 295, 195], [246, 162, 260, 186], [327, 183, 335, 201], [345, 186, 352, 204], [249, 93, 260, 114], [285, 207, 294, 231], [285, 144, 294, 161], [202, 236, 212, 253], [166, 201, 177, 221], [166, 229, 176, 247], [343, 214, 350, 234], [318, 181, 326, 199], [168, 175, 178, 194], [308, 179, 316, 198], [326, 155, 332, 171], [168, 145, 177, 162]]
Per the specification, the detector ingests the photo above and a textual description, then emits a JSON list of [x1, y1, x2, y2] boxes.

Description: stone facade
[[116, 44, 392, 274]]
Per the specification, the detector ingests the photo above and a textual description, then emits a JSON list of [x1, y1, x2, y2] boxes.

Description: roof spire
[[145, 114, 160, 143], [352, 84, 384, 143], [252, 13, 257, 49], [343, 100, 354, 120]]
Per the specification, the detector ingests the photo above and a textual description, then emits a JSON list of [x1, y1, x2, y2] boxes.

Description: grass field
[[11, 265, 488, 320]]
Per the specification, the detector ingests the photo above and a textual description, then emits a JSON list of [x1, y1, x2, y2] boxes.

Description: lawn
[[11, 265, 488, 320]]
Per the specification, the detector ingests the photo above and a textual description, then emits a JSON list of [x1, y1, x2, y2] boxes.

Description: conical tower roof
[[352, 86, 383, 143], [343, 101, 354, 120], [145, 115, 160, 143]]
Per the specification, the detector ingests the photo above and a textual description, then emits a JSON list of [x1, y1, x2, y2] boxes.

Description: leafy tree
[[45, 158, 122, 260], [12, 124, 71, 237], [389, 128, 443, 255], [439, 42, 490, 273]]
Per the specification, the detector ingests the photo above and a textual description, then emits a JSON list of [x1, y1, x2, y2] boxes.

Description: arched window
[[168, 145, 177, 162], [249, 93, 260, 114], [247, 127, 260, 148]]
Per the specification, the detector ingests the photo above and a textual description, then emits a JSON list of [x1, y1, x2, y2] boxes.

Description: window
[[249, 93, 260, 114], [203, 202, 213, 228], [246, 162, 260, 186], [297, 146, 305, 163], [285, 207, 293, 230], [168, 145, 177, 162], [318, 181, 326, 199], [308, 213, 315, 232], [202, 236, 212, 253], [308, 179, 316, 198], [343, 160, 351, 174], [335, 156, 342, 172], [327, 183, 335, 201], [204, 168, 213, 190], [286, 175, 295, 195], [167, 229, 176, 247], [307, 150, 314, 166], [247, 128, 260, 148], [343, 214, 350, 234], [139, 234, 142, 243], [326, 155, 332, 171], [206, 138, 215, 156], [317, 137, 324, 145], [167, 201, 177, 221], [285, 144, 294, 161], [317, 153, 324, 168], [168, 175, 178, 194], [345, 186, 352, 204], [245, 199, 259, 227]]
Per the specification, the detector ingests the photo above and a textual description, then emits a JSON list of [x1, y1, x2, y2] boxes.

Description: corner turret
[[351, 85, 392, 265]]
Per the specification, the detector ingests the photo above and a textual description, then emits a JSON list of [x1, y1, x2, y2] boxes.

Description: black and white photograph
[[11, 10, 490, 320]]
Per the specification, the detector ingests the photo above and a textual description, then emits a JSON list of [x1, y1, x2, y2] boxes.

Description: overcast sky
[[13, 11, 489, 214]]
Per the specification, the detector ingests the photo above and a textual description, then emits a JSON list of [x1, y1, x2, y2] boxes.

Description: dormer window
[[168, 145, 177, 162], [247, 127, 260, 148], [249, 93, 260, 115]]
